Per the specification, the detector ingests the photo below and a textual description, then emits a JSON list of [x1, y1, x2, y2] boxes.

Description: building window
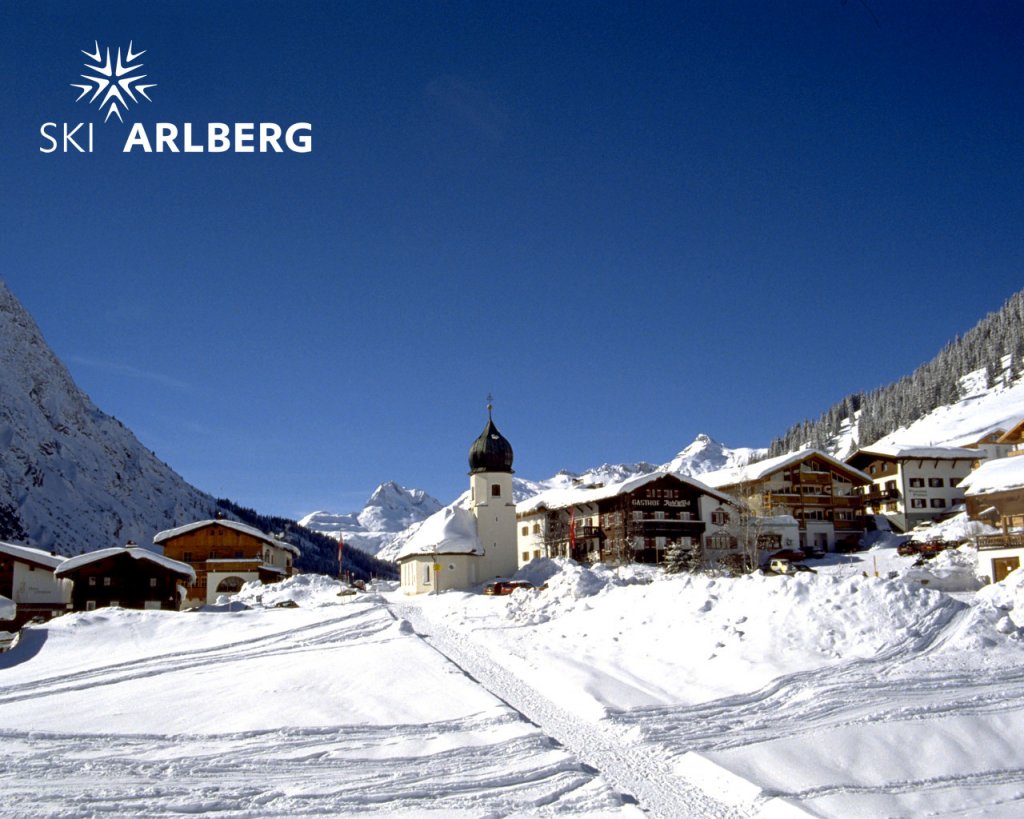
[[149, 578, 157, 588], [491, 484, 501, 497], [930, 498, 947, 508], [885, 480, 897, 492], [911, 499, 927, 509], [654, 511, 666, 521], [103, 577, 111, 587], [183, 551, 193, 562], [909, 478, 924, 488], [711, 508, 729, 526], [928, 478, 944, 488], [632, 511, 643, 521], [521, 551, 529, 562], [532, 524, 540, 534], [88, 576, 96, 586], [86, 600, 96, 611], [423, 565, 431, 585], [534, 550, 541, 559], [521, 526, 528, 536], [679, 511, 692, 521]]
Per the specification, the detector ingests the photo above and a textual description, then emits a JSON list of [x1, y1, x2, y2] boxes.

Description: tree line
[[763, 288, 1024, 458]]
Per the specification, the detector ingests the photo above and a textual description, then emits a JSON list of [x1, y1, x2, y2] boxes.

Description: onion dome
[[469, 407, 514, 474]]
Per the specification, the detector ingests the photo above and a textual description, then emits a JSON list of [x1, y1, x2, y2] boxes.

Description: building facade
[[515, 471, 738, 567], [700, 450, 871, 551], [0, 541, 71, 628], [846, 445, 977, 532], [55, 547, 195, 612], [154, 519, 299, 606], [398, 408, 519, 594]]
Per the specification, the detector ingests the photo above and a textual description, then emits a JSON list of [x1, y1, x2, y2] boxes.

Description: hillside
[[767, 288, 1024, 457], [0, 281, 221, 553]]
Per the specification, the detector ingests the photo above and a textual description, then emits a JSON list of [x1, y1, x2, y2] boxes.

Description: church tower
[[468, 401, 518, 580]]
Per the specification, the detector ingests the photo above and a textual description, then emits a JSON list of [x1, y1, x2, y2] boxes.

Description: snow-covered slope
[[0, 281, 220, 553], [870, 369, 1024, 451]]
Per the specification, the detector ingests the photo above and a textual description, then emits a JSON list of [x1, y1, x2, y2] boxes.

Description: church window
[[491, 484, 501, 497]]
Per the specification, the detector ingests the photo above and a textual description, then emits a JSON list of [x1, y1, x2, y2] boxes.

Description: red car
[[483, 580, 535, 596]]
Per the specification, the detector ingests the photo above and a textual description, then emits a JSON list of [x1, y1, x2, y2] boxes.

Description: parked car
[[769, 548, 806, 562], [483, 580, 536, 596]]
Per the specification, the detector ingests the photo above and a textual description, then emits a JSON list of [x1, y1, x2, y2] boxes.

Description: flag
[[569, 507, 576, 549]]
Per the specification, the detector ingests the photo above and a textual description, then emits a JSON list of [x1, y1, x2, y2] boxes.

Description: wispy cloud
[[66, 355, 191, 390]]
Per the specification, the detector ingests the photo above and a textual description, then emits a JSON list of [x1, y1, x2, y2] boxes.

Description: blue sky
[[2, 1, 1022, 517]]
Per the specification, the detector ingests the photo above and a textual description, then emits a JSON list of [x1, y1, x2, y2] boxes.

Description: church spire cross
[[486, 393, 494, 418]]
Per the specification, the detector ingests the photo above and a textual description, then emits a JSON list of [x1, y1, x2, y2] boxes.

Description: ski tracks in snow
[[387, 600, 745, 819]]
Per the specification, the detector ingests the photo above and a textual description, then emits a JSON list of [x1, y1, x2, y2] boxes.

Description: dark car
[[769, 548, 806, 562], [483, 580, 535, 596]]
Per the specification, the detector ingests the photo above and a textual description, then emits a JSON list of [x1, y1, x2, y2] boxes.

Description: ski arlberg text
[[40, 122, 312, 153]]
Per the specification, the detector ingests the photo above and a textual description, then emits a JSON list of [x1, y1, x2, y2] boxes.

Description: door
[[993, 556, 1020, 583]]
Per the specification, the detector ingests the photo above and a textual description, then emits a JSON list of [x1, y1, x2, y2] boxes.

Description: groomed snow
[[4, 566, 1024, 816]]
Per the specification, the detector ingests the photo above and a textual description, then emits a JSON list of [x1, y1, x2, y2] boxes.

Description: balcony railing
[[976, 534, 1024, 551]]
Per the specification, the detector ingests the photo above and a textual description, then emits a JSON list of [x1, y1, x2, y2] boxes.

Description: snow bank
[[903, 544, 986, 592], [909, 511, 997, 543], [221, 574, 353, 608], [0, 594, 15, 621], [509, 558, 656, 623], [972, 567, 1024, 639], [490, 562, 1003, 712]]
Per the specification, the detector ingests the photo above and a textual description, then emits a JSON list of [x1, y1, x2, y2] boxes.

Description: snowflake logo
[[71, 41, 156, 123]]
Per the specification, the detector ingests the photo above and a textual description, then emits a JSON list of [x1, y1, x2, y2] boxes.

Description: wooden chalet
[[0, 541, 72, 628], [55, 546, 195, 612], [997, 418, 1024, 458], [516, 471, 737, 566], [700, 450, 870, 551], [154, 518, 299, 606]]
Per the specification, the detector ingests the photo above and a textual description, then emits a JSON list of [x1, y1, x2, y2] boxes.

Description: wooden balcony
[[976, 534, 1024, 551]]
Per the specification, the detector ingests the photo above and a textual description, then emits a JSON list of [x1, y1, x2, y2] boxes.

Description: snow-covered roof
[[516, 468, 734, 515], [0, 541, 67, 570], [153, 519, 300, 556], [849, 443, 979, 463], [55, 547, 197, 583], [0, 594, 15, 621], [698, 449, 870, 490], [961, 457, 1024, 497], [396, 505, 483, 560]]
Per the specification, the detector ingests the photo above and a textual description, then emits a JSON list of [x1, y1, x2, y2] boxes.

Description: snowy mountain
[[299, 481, 444, 557], [663, 433, 765, 476], [0, 281, 221, 553]]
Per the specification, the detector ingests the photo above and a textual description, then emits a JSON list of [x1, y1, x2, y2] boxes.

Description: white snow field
[[3, 566, 1024, 817]]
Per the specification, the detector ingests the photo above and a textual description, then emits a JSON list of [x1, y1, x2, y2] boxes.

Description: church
[[397, 408, 518, 594]]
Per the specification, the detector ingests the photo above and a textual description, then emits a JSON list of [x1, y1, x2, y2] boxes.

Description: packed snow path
[[387, 599, 744, 819], [0, 599, 628, 816]]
